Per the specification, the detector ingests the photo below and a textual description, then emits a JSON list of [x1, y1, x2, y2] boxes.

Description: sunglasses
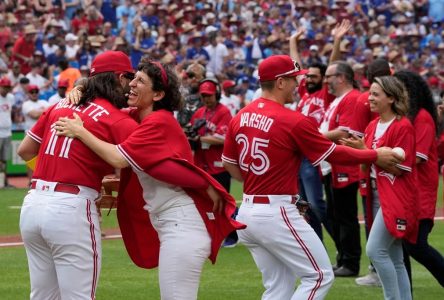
[[29, 90, 39, 94]]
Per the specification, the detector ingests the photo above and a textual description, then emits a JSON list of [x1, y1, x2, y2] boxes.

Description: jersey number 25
[[236, 134, 270, 175]]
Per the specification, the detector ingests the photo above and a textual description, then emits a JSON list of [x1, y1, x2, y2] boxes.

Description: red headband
[[150, 61, 168, 87]]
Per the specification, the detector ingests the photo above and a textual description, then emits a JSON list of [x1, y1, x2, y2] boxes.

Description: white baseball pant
[[150, 203, 211, 300], [20, 180, 100, 300], [237, 194, 334, 300]]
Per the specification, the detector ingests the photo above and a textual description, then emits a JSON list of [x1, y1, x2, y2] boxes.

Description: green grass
[[1, 182, 444, 299]]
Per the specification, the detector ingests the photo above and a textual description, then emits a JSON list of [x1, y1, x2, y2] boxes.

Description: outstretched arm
[[55, 113, 130, 168], [289, 28, 305, 68], [329, 19, 351, 63]]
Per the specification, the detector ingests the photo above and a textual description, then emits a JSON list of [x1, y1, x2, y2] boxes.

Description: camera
[[184, 118, 206, 139]]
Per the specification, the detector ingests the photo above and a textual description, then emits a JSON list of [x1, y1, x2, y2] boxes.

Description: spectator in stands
[[26, 62, 52, 94], [12, 24, 38, 75], [65, 33, 80, 62], [6, 61, 25, 87], [58, 59, 81, 92], [21, 85, 49, 133], [220, 80, 240, 117], [48, 79, 69, 106], [177, 62, 206, 127]]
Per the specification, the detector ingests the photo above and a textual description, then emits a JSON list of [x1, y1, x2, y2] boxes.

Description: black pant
[[212, 171, 231, 192], [327, 181, 361, 273], [404, 219, 444, 287]]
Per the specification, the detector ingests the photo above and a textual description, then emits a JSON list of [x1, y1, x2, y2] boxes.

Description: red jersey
[[414, 109, 438, 220], [321, 89, 361, 188], [222, 98, 336, 195], [349, 91, 379, 196], [191, 103, 232, 175], [297, 78, 335, 126], [364, 117, 418, 243], [28, 98, 137, 191], [116, 109, 245, 268]]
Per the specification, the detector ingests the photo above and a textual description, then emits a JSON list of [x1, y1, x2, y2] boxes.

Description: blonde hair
[[373, 76, 409, 116]]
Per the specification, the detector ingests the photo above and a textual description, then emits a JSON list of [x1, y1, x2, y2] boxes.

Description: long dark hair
[[78, 72, 127, 109], [138, 57, 183, 112], [394, 70, 438, 135]]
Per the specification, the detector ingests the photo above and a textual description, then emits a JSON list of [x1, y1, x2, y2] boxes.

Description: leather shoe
[[334, 266, 358, 277]]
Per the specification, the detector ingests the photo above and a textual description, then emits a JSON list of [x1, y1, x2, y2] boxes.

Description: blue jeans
[[298, 158, 332, 241], [366, 192, 411, 300]]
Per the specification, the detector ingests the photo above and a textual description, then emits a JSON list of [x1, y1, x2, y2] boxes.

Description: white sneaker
[[355, 272, 382, 287]]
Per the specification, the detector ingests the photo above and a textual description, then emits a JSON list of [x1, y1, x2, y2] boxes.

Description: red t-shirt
[[297, 79, 335, 126], [222, 98, 336, 195], [322, 89, 361, 188], [414, 109, 439, 220], [12, 36, 34, 74], [191, 103, 232, 175], [364, 117, 418, 243], [28, 98, 137, 191]]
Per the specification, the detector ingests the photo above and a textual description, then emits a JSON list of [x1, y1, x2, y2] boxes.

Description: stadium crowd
[[0, 0, 443, 130]]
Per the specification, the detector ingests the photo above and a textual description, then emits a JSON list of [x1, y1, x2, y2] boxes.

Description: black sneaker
[[334, 266, 359, 277]]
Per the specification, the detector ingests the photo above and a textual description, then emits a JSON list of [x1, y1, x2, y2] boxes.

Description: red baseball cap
[[0, 77, 12, 87], [58, 79, 69, 88], [27, 84, 39, 92], [90, 51, 133, 77], [199, 81, 217, 95], [258, 55, 308, 82], [222, 80, 236, 90]]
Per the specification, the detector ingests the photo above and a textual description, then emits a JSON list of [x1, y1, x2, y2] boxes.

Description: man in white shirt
[[65, 33, 80, 61], [26, 63, 51, 92], [0, 77, 15, 188], [204, 31, 229, 80], [21, 85, 50, 132]]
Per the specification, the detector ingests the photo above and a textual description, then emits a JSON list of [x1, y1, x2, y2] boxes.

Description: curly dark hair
[[137, 58, 183, 112], [394, 70, 438, 135], [78, 72, 127, 109]]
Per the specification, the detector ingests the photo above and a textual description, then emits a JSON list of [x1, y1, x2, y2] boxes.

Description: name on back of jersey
[[240, 112, 274, 133], [55, 99, 110, 122]]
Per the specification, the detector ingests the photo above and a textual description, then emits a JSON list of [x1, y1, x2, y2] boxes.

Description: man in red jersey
[[222, 55, 403, 300], [320, 60, 362, 277], [16, 51, 137, 300]]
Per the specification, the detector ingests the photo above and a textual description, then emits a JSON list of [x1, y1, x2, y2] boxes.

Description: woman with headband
[[55, 57, 245, 300]]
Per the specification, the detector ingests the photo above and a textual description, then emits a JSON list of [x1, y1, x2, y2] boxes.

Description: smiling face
[[127, 71, 164, 115], [368, 82, 394, 115]]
